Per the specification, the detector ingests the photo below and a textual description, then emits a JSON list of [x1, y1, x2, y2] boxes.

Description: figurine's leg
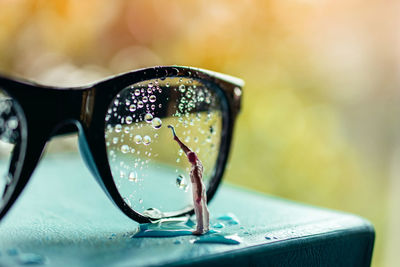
[[192, 202, 204, 235], [203, 199, 210, 231]]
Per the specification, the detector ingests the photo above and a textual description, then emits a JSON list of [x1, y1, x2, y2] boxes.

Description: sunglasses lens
[[104, 77, 227, 218], [0, 88, 24, 201]]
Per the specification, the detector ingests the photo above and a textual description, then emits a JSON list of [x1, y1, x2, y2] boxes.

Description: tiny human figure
[[168, 125, 209, 235]]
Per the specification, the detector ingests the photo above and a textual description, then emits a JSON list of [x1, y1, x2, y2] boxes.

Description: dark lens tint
[[104, 77, 226, 218]]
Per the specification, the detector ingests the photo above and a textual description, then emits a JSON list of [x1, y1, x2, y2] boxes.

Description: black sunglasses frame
[[0, 66, 243, 223]]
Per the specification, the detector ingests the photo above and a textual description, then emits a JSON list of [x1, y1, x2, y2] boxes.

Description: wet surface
[[0, 155, 371, 266]]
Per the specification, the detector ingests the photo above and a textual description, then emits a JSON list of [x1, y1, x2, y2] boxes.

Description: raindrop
[[139, 199, 143, 204], [121, 144, 130, 154], [114, 99, 119, 106], [166, 82, 170, 88], [148, 82, 154, 88], [134, 89, 141, 96], [144, 113, 153, 123], [143, 135, 152, 145], [120, 171, 126, 178], [151, 117, 162, 129], [112, 137, 118, 144], [124, 126, 130, 133], [137, 101, 144, 108], [134, 135, 142, 144], [142, 96, 148, 103]]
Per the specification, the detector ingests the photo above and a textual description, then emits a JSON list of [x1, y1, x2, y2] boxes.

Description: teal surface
[[0, 154, 374, 266]]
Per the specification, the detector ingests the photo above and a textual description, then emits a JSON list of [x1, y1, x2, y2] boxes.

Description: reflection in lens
[[104, 77, 225, 218], [0, 88, 23, 200]]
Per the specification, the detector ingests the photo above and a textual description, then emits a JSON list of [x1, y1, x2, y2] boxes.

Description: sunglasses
[[0, 66, 243, 223]]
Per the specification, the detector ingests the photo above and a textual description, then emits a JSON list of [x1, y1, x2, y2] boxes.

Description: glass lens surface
[[0, 88, 24, 201], [104, 77, 226, 218]]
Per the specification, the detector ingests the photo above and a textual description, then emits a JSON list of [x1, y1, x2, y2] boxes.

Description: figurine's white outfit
[[190, 158, 209, 234], [168, 125, 209, 234]]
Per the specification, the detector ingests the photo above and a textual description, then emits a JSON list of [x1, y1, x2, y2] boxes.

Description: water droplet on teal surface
[[18, 253, 45, 265], [193, 234, 242, 245], [217, 213, 240, 225], [212, 222, 225, 229]]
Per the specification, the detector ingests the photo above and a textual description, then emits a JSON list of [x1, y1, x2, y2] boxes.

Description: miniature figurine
[[168, 125, 209, 235]]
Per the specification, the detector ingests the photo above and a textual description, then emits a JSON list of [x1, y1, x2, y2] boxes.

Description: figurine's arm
[[168, 125, 191, 154]]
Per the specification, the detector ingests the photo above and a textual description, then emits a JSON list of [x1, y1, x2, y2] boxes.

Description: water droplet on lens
[[124, 197, 132, 207], [114, 99, 119, 106], [7, 117, 18, 129], [176, 174, 187, 190], [134, 89, 141, 96], [139, 199, 143, 204], [137, 101, 144, 108], [121, 144, 130, 153], [144, 113, 153, 123], [115, 124, 122, 133], [143, 135, 151, 145], [128, 171, 138, 182], [151, 117, 162, 129], [134, 135, 142, 144], [129, 104, 136, 112], [113, 137, 118, 144], [126, 116, 133, 124], [142, 96, 148, 103], [148, 82, 153, 88], [149, 95, 156, 103], [179, 84, 186, 93]]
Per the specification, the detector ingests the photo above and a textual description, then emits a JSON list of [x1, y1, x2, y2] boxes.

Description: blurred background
[[0, 0, 399, 265]]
